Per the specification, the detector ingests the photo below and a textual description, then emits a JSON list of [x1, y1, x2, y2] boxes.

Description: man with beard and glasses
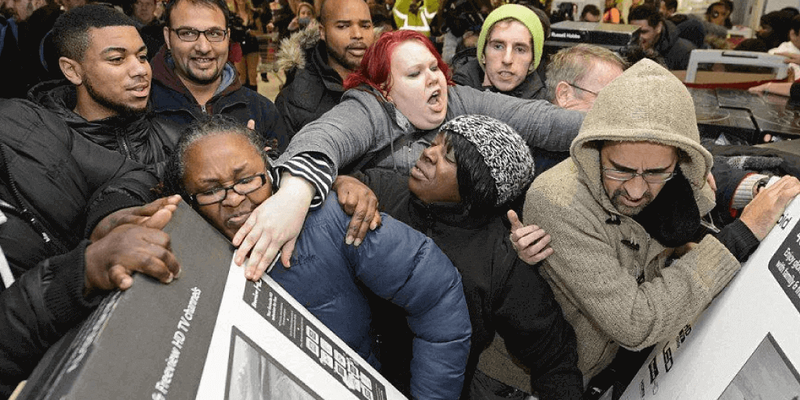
[[522, 59, 800, 392], [0, 5, 184, 395], [274, 0, 375, 137], [150, 0, 289, 152]]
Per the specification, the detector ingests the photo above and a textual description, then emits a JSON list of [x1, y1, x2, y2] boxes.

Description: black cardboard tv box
[[18, 202, 407, 400]]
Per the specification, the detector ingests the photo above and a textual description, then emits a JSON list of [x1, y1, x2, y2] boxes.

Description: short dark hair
[[663, 0, 677, 12], [581, 4, 600, 19], [628, 4, 662, 28], [163, 115, 270, 202], [51, 4, 137, 61], [164, 0, 231, 28], [706, 2, 726, 17]]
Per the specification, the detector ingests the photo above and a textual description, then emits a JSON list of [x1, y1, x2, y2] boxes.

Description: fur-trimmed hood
[[275, 25, 388, 73], [275, 26, 321, 73]]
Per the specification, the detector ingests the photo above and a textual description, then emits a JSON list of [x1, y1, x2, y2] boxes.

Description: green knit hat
[[476, 4, 545, 73]]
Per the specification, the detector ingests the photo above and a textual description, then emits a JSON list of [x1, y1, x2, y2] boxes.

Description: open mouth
[[192, 57, 215, 65], [427, 89, 441, 105], [411, 163, 428, 181], [347, 43, 367, 56], [128, 83, 149, 93], [498, 71, 514, 78]]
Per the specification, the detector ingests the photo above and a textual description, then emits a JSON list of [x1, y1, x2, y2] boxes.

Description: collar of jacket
[[28, 79, 155, 156], [654, 19, 681, 54], [349, 85, 417, 134], [408, 194, 493, 229], [151, 46, 241, 104], [311, 40, 346, 93], [493, 70, 545, 99]]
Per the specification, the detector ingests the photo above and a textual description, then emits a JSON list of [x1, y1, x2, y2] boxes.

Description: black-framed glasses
[[602, 168, 675, 184], [190, 173, 267, 205], [568, 82, 599, 96], [170, 27, 228, 42]]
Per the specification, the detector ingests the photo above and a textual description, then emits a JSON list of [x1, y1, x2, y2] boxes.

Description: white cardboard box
[[620, 194, 800, 399]]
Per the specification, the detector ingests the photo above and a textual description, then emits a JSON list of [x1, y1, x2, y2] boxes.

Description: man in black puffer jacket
[[0, 6, 186, 397], [0, 99, 182, 398]]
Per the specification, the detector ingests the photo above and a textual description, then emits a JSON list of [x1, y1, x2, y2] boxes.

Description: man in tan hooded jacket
[[524, 58, 800, 381]]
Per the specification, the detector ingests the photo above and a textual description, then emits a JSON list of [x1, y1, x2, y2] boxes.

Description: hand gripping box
[[619, 187, 800, 400], [18, 202, 407, 400]]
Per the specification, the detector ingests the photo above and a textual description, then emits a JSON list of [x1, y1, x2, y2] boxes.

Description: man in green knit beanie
[[453, 3, 548, 100]]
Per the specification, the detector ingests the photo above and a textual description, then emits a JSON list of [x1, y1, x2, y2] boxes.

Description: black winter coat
[[29, 80, 181, 184], [654, 20, 697, 71], [275, 40, 347, 137], [0, 97, 162, 398]]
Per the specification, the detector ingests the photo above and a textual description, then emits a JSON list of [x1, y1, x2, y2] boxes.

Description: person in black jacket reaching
[[334, 114, 582, 400], [0, 6, 189, 396]]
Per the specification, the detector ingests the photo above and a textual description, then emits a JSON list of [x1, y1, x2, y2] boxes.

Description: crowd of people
[[2, 0, 800, 399]]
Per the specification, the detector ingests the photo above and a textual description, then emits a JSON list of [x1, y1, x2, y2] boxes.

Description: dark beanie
[[440, 115, 535, 210]]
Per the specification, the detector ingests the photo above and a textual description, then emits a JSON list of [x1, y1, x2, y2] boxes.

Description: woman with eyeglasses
[[162, 116, 472, 400]]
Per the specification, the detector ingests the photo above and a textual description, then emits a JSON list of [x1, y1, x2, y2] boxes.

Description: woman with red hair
[[278, 29, 582, 174], [229, 30, 583, 303]]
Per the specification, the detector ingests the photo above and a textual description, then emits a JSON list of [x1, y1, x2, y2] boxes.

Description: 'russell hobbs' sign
[[550, 31, 582, 40]]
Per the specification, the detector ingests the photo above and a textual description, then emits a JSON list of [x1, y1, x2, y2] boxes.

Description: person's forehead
[[601, 141, 677, 163], [186, 134, 261, 171], [630, 19, 653, 30], [323, 0, 370, 23], [86, 26, 145, 54], [489, 19, 531, 42], [391, 40, 432, 67], [171, 0, 226, 26], [583, 60, 623, 83]]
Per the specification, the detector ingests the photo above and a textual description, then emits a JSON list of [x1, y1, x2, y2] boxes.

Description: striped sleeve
[[274, 152, 335, 209]]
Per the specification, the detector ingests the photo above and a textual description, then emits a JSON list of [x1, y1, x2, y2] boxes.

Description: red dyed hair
[[343, 30, 453, 95]]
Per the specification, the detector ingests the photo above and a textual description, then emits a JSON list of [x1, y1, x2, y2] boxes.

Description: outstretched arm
[[739, 176, 800, 241]]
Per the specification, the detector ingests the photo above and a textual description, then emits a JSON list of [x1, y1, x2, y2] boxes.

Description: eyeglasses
[[190, 173, 267, 205], [170, 27, 228, 42], [568, 82, 599, 96], [602, 168, 675, 184]]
